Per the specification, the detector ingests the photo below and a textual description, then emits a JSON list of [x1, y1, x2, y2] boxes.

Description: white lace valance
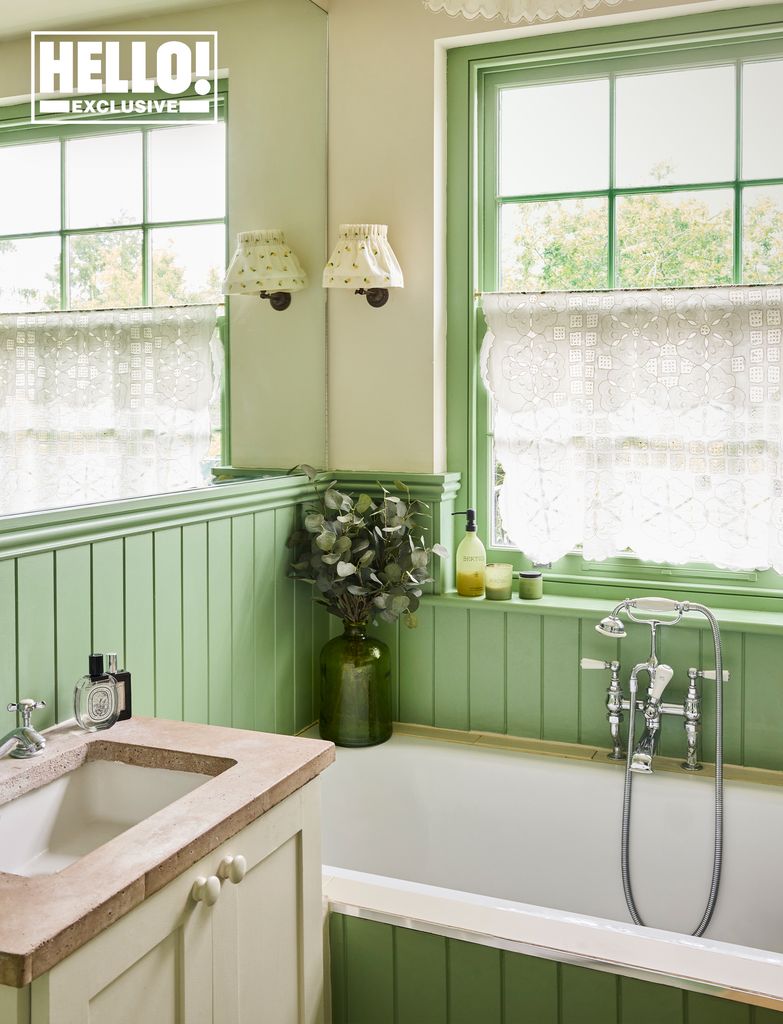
[[480, 287, 783, 572], [0, 305, 220, 515], [424, 0, 632, 24]]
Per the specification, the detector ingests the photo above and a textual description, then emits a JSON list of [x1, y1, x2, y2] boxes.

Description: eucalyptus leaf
[[336, 561, 356, 578], [324, 488, 344, 510], [432, 543, 449, 559], [315, 532, 336, 552], [304, 513, 324, 532], [356, 493, 373, 514]]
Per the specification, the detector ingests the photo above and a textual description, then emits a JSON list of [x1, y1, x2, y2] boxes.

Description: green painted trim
[[0, 474, 313, 560], [328, 471, 462, 504], [420, 592, 783, 636], [447, 5, 783, 606]]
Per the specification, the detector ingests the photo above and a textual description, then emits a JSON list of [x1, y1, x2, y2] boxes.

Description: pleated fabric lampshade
[[322, 224, 403, 307], [223, 229, 307, 310]]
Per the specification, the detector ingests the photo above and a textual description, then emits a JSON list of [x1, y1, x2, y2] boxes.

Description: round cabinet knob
[[191, 875, 221, 906], [217, 854, 247, 885]]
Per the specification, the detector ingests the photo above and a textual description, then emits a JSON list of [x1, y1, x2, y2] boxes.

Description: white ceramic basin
[[0, 759, 211, 876]]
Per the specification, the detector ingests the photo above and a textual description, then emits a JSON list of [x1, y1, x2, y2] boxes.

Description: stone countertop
[[0, 717, 334, 987]]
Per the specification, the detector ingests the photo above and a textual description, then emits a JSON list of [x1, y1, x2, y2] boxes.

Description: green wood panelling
[[182, 524, 209, 725], [342, 916, 395, 1024], [16, 554, 55, 730], [329, 915, 783, 1024], [0, 487, 320, 737], [620, 978, 684, 1024], [503, 951, 558, 1023], [434, 606, 469, 731], [55, 546, 91, 721], [393, 603, 783, 772], [153, 529, 183, 721], [0, 561, 16, 719], [448, 939, 502, 1024], [395, 928, 448, 1024], [91, 539, 124, 665]]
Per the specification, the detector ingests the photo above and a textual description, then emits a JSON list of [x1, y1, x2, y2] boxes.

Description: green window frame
[[0, 80, 231, 463], [447, 5, 783, 609]]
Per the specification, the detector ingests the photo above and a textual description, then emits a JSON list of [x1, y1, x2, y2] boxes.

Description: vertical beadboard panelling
[[207, 518, 232, 728], [658, 625, 700, 760], [702, 630, 743, 765], [395, 928, 448, 1024], [153, 529, 183, 720], [329, 915, 783, 1024], [274, 505, 296, 736], [578, 619, 619, 746], [542, 617, 580, 742], [294, 583, 315, 733], [433, 605, 469, 731], [502, 952, 558, 1023], [54, 545, 91, 720], [399, 604, 435, 725], [620, 978, 684, 1024], [468, 610, 506, 733], [0, 561, 16, 714], [91, 538, 125, 663], [372, 617, 400, 722], [253, 510, 276, 733], [505, 612, 543, 740], [343, 917, 395, 1024], [182, 524, 209, 725], [448, 939, 502, 1024], [16, 553, 56, 729], [311, 603, 331, 728], [231, 515, 255, 730], [124, 533, 155, 716], [743, 633, 783, 770], [560, 964, 618, 1024]]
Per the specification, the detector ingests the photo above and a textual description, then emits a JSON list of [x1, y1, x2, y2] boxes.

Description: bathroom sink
[[0, 758, 211, 876]]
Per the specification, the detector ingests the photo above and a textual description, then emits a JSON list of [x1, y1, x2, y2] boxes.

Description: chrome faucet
[[0, 699, 47, 760], [584, 597, 729, 774]]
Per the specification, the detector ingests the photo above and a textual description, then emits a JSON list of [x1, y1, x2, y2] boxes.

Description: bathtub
[[319, 726, 783, 1014]]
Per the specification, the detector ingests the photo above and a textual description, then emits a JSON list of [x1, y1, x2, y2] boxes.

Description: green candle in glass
[[485, 563, 514, 600]]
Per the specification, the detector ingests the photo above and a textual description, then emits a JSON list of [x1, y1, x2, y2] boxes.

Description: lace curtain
[[0, 305, 220, 516], [480, 287, 783, 572], [423, 0, 632, 25]]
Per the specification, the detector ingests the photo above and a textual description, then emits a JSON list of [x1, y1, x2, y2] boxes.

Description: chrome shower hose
[[620, 603, 724, 937]]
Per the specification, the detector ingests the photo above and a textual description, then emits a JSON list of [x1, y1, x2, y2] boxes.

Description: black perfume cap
[[89, 653, 105, 678]]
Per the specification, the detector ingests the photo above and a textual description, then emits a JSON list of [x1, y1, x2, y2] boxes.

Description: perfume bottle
[[74, 654, 120, 731], [106, 653, 132, 721]]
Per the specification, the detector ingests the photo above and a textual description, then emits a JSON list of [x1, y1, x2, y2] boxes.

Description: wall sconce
[[322, 224, 403, 308], [223, 230, 307, 311]]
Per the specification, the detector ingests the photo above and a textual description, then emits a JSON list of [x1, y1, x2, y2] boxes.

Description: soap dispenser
[[452, 509, 487, 597], [74, 654, 120, 731]]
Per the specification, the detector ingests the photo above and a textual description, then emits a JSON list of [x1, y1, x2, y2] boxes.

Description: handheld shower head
[[595, 615, 627, 639]]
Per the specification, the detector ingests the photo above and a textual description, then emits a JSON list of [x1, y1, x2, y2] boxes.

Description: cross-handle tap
[[1, 699, 47, 760]]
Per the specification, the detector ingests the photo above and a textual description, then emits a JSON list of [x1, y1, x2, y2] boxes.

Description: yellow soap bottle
[[452, 509, 486, 597]]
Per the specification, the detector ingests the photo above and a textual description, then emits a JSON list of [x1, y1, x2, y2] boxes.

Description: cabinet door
[[31, 851, 216, 1024], [214, 781, 324, 1024]]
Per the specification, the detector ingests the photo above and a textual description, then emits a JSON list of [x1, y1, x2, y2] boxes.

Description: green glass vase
[[319, 621, 392, 747]]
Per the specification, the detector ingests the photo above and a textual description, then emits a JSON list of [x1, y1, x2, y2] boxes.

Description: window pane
[[499, 79, 609, 196], [0, 236, 60, 312], [616, 66, 734, 187], [617, 189, 733, 288], [151, 224, 225, 305], [500, 198, 608, 291], [743, 60, 783, 180], [0, 141, 60, 234], [147, 124, 226, 222], [66, 132, 142, 229], [68, 230, 142, 309], [743, 185, 783, 284]]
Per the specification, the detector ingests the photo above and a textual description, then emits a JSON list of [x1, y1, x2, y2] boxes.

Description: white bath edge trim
[[323, 869, 783, 1013]]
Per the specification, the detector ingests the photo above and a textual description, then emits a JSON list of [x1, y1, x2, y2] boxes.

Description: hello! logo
[[31, 32, 218, 124]]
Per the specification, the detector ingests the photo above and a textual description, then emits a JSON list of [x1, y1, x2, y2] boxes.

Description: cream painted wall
[[0, 0, 328, 470], [326, 0, 778, 474]]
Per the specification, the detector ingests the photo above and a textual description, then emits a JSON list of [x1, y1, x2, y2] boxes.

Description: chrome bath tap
[[0, 699, 47, 760]]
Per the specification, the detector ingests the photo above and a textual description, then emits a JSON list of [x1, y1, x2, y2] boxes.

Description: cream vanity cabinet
[[6, 782, 324, 1024]]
